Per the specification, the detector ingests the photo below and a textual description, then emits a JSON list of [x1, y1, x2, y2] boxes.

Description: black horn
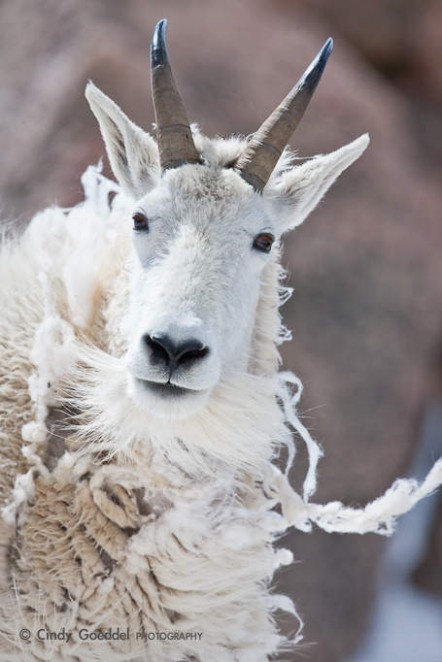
[[151, 19, 201, 170], [236, 38, 333, 192]]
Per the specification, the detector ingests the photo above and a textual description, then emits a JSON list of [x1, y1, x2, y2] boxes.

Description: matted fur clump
[[0, 162, 440, 662]]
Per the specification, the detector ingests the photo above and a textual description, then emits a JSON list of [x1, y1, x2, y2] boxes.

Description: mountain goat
[[0, 18, 441, 662]]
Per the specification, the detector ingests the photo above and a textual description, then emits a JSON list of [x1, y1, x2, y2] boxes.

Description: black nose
[[144, 334, 209, 372]]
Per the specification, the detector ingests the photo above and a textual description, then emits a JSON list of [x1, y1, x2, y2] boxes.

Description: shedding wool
[[0, 164, 441, 662]]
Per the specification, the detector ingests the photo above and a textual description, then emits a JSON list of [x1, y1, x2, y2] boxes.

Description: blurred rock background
[[1, 1, 441, 660]]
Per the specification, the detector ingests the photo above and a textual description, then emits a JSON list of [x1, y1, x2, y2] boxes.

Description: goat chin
[[127, 373, 212, 421]]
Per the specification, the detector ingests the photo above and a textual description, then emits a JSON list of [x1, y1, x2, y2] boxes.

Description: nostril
[[176, 342, 209, 366], [143, 334, 174, 366]]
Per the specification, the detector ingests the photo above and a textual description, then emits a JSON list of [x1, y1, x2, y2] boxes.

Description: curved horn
[[151, 19, 200, 170], [236, 38, 333, 192]]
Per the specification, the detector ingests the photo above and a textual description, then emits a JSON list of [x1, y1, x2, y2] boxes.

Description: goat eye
[[253, 232, 274, 253], [132, 212, 149, 232]]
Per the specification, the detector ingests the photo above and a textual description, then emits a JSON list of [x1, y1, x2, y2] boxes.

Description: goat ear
[[85, 82, 160, 199], [265, 134, 369, 234]]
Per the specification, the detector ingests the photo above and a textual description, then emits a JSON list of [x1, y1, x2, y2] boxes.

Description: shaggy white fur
[[0, 159, 441, 662]]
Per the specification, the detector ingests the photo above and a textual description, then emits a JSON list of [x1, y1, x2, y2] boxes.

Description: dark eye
[[253, 232, 274, 254], [132, 211, 149, 232]]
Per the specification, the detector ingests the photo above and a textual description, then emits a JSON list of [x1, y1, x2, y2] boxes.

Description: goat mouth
[[136, 379, 196, 397]]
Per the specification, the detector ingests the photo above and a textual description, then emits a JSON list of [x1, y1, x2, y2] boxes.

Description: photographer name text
[[19, 627, 203, 643]]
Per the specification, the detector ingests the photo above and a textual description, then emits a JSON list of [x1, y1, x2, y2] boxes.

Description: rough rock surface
[[1, 1, 441, 661]]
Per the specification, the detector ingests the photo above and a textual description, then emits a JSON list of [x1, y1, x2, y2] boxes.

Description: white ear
[[265, 134, 370, 233], [85, 81, 160, 199]]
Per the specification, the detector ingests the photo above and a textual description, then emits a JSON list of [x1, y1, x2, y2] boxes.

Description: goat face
[[125, 165, 275, 417], [86, 20, 369, 419]]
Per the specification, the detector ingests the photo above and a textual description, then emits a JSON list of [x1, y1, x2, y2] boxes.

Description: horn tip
[[323, 37, 334, 56], [301, 36, 334, 92], [151, 19, 169, 68], [315, 36, 334, 72]]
